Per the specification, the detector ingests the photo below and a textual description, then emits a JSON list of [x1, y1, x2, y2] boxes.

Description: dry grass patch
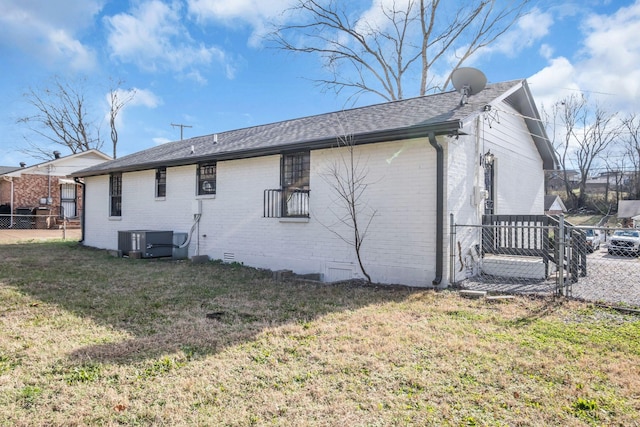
[[0, 241, 639, 426]]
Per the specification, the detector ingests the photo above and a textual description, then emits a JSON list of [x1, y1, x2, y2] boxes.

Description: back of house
[[74, 78, 553, 286]]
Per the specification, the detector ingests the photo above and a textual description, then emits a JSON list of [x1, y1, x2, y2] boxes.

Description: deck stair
[[481, 215, 586, 282]]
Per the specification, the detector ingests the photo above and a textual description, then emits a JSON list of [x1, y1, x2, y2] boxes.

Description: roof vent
[[213, 134, 218, 144], [20, 162, 26, 168], [451, 67, 487, 106], [53, 150, 61, 159]]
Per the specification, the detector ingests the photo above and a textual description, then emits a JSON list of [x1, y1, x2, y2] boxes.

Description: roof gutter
[[72, 121, 465, 178], [428, 131, 444, 286]]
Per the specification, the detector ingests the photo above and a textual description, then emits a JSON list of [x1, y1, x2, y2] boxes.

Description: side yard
[[0, 242, 639, 426], [0, 228, 81, 244]]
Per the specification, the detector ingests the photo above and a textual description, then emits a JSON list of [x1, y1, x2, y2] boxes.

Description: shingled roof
[[75, 79, 549, 177], [618, 200, 640, 219], [0, 166, 20, 175]]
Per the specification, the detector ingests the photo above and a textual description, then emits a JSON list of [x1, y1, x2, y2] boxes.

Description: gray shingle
[[75, 80, 521, 176], [0, 166, 20, 175], [618, 200, 640, 219]]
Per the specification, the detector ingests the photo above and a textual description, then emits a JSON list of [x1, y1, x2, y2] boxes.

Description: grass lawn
[[564, 214, 604, 227], [0, 241, 639, 426]]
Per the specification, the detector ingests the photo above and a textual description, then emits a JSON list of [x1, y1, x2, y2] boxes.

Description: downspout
[[74, 177, 85, 242], [428, 131, 444, 286], [10, 178, 14, 227], [47, 165, 52, 203], [2, 177, 14, 227]]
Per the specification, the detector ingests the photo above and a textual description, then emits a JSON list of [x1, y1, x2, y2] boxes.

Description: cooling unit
[[118, 230, 174, 258]]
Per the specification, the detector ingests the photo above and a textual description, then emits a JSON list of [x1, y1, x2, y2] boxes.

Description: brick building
[[1, 150, 111, 228], [74, 79, 555, 286]]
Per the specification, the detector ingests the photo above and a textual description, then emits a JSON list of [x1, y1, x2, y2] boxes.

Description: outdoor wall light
[[481, 150, 495, 166]]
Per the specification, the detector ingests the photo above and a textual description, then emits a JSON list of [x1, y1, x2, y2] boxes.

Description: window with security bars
[[109, 172, 122, 217], [282, 152, 310, 217], [264, 152, 311, 218], [197, 162, 216, 195], [156, 167, 167, 198], [282, 152, 310, 190], [60, 183, 77, 218]]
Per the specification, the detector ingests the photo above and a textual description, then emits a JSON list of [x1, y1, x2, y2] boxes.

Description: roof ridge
[[186, 80, 523, 142], [74, 78, 531, 177]]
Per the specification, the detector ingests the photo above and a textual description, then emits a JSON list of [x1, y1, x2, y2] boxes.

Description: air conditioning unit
[[118, 230, 174, 258]]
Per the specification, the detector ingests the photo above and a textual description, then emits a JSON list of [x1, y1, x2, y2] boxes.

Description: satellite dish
[[451, 67, 487, 105]]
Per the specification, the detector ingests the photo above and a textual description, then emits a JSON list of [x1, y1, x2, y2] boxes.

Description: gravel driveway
[[570, 245, 640, 307]]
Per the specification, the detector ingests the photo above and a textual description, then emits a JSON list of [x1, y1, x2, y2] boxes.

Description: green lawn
[[0, 241, 639, 426]]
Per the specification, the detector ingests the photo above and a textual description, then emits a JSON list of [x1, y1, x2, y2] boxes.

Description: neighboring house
[[617, 200, 640, 228], [585, 170, 631, 194], [0, 150, 112, 228], [545, 169, 579, 192], [73, 79, 555, 287], [544, 195, 567, 215]]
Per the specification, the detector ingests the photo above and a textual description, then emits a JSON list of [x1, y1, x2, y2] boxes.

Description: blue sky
[[2, 0, 640, 167]]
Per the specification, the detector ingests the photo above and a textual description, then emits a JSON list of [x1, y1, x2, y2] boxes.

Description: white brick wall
[[84, 140, 439, 286], [82, 109, 547, 287], [444, 102, 547, 283]]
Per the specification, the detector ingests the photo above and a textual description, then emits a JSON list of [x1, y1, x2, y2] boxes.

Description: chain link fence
[[3, 211, 640, 307], [0, 213, 80, 243], [452, 215, 640, 308]]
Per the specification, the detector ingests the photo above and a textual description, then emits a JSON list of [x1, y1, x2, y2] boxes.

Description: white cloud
[[354, 0, 410, 34], [0, 0, 102, 70], [105, 0, 234, 81], [187, 0, 294, 47], [153, 137, 172, 145], [528, 57, 580, 109], [127, 88, 162, 108], [576, 1, 640, 111], [539, 44, 554, 60], [530, 1, 640, 114], [103, 87, 162, 132], [481, 8, 553, 58]]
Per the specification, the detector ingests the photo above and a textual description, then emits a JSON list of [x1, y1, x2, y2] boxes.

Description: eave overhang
[[73, 120, 464, 178]]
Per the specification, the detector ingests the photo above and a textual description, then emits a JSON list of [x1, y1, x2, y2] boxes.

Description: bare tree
[[17, 76, 103, 160], [621, 114, 640, 199], [597, 155, 626, 215], [546, 94, 622, 210], [108, 80, 136, 159], [321, 132, 377, 284], [271, 0, 531, 101]]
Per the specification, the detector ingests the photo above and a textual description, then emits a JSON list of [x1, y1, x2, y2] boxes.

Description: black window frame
[[281, 151, 310, 217], [197, 162, 217, 196], [109, 172, 122, 217], [282, 151, 310, 191], [155, 167, 167, 198]]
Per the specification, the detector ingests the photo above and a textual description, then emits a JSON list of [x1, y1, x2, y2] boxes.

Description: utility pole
[[171, 123, 192, 140]]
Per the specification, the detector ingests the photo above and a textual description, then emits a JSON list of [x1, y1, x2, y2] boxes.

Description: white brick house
[[73, 79, 555, 287]]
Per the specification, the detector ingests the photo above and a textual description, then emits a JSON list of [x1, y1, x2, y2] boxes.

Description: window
[[109, 172, 122, 217], [283, 152, 310, 190], [60, 183, 77, 218], [282, 151, 310, 217], [156, 167, 167, 198], [197, 162, 216, 195]]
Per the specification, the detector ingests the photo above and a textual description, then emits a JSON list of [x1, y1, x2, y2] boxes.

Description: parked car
[[584, 228, 602, 252], [608, 229, 640, 256]]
